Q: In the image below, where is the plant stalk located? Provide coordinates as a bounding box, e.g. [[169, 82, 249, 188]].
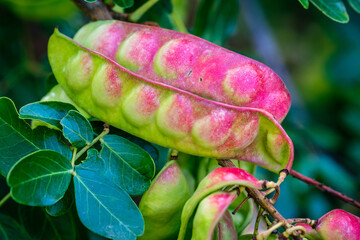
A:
[[129, 0, 159, 22], [290, 170, 360, 209], [0, 192, 11, 207], [71, 0, 113, 20], [217, 159, 302, 239], [75, 125, 110, 160]]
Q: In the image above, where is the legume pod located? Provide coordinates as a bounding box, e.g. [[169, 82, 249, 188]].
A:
[[48, 28, 294, 173], [73, 20, 291, 123], [191, 191, 237, 240], [139, 161, 191, 240]]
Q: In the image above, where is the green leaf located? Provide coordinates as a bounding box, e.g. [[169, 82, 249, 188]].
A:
[[107, 128, 160, 168], [310, 0, 349, 23], [349, 0, 360, 13], [193, 0, 239, 45], [33, 126, 72, 161], [60, 110, 94, 148], [113, 0, 134, 8], [0, 97, 39, 176], [100, 134, 155, 196], [0, 97, 71, 176], [299, 0, 310, 8], [0, 214, 32, 240], [19, 101, 77, 130], [84, 0, 97, 2], [73, 166, 144, 240], [7, 150, 73, 206], [18, 206, 77, 240], [46, 186, 74, 217]]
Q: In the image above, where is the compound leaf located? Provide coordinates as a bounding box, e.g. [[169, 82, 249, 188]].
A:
[[60, 110, 94, 148], [7, 150, 72, 206]]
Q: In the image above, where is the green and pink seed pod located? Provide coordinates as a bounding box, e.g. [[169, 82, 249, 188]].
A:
[[73, 20, 291, 123], [315, 209, 360, 240], [48, 28, 294, 173], [191, 191, 238, 240], [178, 167, 265, 240], [138, 160, 191, 240]]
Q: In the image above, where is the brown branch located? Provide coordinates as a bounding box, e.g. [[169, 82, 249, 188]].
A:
[[290, 170, 360, 209], [217, 159, 302, 239], [71, 0, 128, 21]]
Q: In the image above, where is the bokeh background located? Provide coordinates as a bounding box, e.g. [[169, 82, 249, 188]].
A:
[[0, 0, 359, 231]]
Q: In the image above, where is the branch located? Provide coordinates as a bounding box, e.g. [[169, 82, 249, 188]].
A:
[[71, 0, 128, 21], [290, 170, 360, 209], [217, 159, 302, 239]]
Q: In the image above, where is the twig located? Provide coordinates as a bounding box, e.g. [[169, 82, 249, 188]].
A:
[[287, 218, 317, 226], [232, 196, 250, 214], [0, 192, 11, 207], [254, 207, 264, 235], [71, 0, 127, 21], [75, 124, 110, 160], [290, 170, 360, 209], [257, 221, 284, 240], [217, 159, 302, 239]]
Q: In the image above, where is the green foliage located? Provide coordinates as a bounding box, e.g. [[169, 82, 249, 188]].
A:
[[74, 168, 143, 240], [0, 214, 32, 240], [46, 186, 74, 217], [193, 0, 239, 45], [7, 150, 72, 206], [100, 135, 155, 196], [0, 97, 155, 239], [20, 101, 77, 130], [0, 97, 72, 176], [84, 0, 134, 9], [60, 110, 94, 148], [298, 0, 360, 23]]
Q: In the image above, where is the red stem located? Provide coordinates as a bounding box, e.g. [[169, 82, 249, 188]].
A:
[[290, 170, 360, 209]]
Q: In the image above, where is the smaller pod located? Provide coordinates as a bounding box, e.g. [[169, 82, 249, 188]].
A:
[[178, 168, 264, 240], [315, 209, 360, 240], [216, 211, 238, 240], [191, 191, 237, 240], [139, 161, 191, 240]]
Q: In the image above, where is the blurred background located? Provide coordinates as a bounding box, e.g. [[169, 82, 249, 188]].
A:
[[0, 0, 359, 224]]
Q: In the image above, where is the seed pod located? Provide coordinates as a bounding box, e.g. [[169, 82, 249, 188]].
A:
[[315, 209, 360, 240], [48, 29, 294, 173], [191, 191, 237, 240], [138, 161, 191, 240], [178, 168, 264, 240], [73, 20, 291, 123], [216, 211, 238, 240]]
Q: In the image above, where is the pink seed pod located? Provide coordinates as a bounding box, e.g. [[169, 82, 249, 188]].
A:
[[191, 191, 238, 240], [178, 168, 264, 240], [48, 28, 294, 173], [315, 209, 360, 240], [73, 20, 291, 123]]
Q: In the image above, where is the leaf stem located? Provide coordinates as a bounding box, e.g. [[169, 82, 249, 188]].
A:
[[75, 125, 110, 161], [71, 148, 78, 167], [290, 170, 360, 209], [129, 0, 159, 22], [254, 207, 264, 235], [0, 192, 11, 207], [287, 218, 317, 226], [169, 10, 188, 33], [232, 195, 250, 215]]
